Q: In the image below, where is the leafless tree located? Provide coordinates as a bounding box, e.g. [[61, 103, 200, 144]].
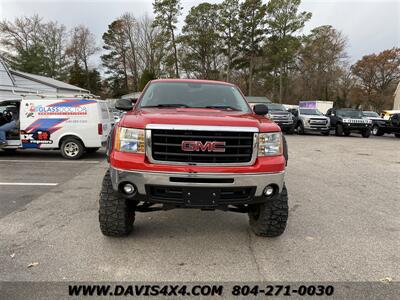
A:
[[67, 25, 99, 87]]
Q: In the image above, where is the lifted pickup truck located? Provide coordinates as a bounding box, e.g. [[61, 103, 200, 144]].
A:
[[100, 79, 288, 237], [265, 103, 295, 134], [290, 107, 330, 135], [326, 108, 372, 138], [370, 113, 400, 137]]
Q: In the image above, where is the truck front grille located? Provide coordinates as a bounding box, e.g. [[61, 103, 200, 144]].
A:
[[310, 118, 328, 125], [150, 129, 254, 164]]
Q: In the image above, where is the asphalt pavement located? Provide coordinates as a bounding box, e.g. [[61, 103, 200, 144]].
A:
[[0, 135, 399, 282], [0, 149, 105, 218]]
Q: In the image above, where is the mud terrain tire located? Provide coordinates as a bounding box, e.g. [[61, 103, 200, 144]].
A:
[[248, 184, 288, 237], [99, 170, 135, 236]]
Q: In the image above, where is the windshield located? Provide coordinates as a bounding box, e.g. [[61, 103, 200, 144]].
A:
[[337, 110, 363, 118], [266, 103, 286, 111], [139, 82, 251, 112], [363, 111, 379, 118], [300, 108, 323, 116]]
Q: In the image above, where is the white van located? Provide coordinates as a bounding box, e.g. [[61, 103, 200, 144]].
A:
[[0, 97, 112, 159]]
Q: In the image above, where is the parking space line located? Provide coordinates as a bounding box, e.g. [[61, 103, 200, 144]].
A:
[[0, 160, 100, 164], [0, 182, 59, 186]]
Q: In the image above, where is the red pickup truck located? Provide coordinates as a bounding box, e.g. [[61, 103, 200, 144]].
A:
[[99, 79, 288, 237]]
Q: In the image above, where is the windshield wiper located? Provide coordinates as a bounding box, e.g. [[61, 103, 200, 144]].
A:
[[202, 105, 240, 111], [142, 104, 189, 108]]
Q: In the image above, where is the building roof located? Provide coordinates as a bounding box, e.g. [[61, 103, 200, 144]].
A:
[[10, 70, 89, 93], [0, 58, 16, 87]]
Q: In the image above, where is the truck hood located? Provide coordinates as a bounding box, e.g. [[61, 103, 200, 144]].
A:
[[120, 107, 281, 132]]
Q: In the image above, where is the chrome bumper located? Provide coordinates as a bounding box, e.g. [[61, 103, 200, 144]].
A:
[[109, 167, 285, 197]]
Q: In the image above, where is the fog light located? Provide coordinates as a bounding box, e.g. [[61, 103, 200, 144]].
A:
[[123, 183, 135, 195], [264, 185, 275, 197]]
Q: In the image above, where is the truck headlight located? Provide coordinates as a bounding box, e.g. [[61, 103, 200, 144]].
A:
[[258, 132, 283, 156], [115, 127, 145, 153]]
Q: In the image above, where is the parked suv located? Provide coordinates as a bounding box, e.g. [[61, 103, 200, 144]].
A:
[[100, 79, 289, 237], [370, 113, 400, 137], [326, 108, 372, 138], [265, 103, 295, 134], [290, 108, 330, 135]]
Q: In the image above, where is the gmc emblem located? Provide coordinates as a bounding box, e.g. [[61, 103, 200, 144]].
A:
[[181, 141, 226, 152]]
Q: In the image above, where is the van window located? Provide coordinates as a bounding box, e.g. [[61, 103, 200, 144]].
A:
[[99, 102, 110, 120]]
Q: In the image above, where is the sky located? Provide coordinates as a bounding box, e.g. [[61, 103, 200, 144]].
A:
[[0, 0, 399, 69]]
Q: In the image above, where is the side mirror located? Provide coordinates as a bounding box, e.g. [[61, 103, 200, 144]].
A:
[[253, 104, 269, 115], [131, 98, 138, 104], [115, 99, 133, 111]]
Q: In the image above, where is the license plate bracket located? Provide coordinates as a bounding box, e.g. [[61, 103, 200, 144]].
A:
[[183, 187, 220, 207]]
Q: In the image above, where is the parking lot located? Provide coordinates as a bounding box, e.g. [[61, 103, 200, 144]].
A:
[[0, 135, 399, 282]]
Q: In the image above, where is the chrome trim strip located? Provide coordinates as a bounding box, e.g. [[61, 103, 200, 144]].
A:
[[145, 124, 259, 167], [112, 167, 283, 176]]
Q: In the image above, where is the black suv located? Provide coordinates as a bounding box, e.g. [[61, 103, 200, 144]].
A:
[[326, 108, 372, 138], [265, 103, 295, 134], [371, 113, 400, 137]]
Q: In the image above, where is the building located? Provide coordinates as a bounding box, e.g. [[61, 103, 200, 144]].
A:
[[0, 58, 89, 101], [394, 82, 400, 110]]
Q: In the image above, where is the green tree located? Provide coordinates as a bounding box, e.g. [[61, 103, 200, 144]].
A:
[[153, 0, 182, 78], [121, 13, 140, 91], [266, 0, 311, 102], [297, 25, 348, 102], [218, 0, 240, 82], [67, 25, 99, 90], [139, 69, 156, 91], [69, 62, 103, 95], [0, 15, 69, 79], [101, 20, 130, 96], [13, 45, 47, 75], [236, 0, 267, 95], [179, 3, 221, 79]]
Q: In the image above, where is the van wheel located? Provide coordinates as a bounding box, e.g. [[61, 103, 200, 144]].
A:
[[60, 138, 84, 160], [86, 147, 100, 154], [248, 184, 288, 237]]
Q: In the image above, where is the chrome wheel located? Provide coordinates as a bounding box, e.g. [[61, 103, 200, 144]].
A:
[[64, 142, 80, 157]]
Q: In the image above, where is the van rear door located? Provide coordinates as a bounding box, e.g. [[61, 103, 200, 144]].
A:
[[98, 101, 112, 143]]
